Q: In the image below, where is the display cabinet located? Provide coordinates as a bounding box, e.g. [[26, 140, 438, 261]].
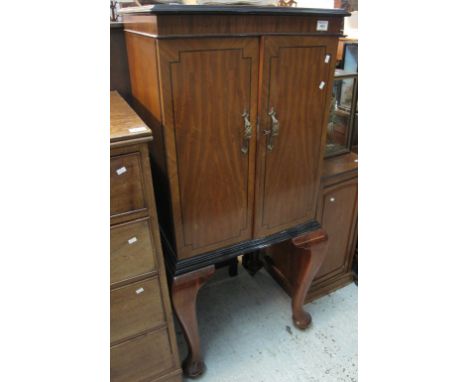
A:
[[342, 42, 358, 72], [325, 69, 358, 157]]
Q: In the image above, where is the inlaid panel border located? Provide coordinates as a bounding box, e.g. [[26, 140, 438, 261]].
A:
[[260, 44, 330, 230], [168, 47, 254, 251]]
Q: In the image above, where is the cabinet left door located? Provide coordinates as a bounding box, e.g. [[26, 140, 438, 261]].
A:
[[158, 38, 259, 259]]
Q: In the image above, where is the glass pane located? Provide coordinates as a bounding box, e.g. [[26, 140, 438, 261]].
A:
[[343, 43, 358, 73], [326, 77, 356, 156]]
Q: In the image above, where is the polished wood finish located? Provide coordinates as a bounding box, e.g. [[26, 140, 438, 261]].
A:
[[254, 35, 338, 237], [122, 8, 347, 377], [264, 229, 328, 329], [110, 90, 151, 144], [110, 153, 146, 217], [313, 179, 357, 281], [171, 266, 215, 378], [305, 156, 357, 301], [110, 92, 182, 382], [123, 22, 339, 266], [110, 218, 157, 286], [322, 149, 358, 182], [164, 220, 321, 276], [266, 152, 358, 303], [124, 30, 172, 236], [110, 328, 175, 382], [111, 277, 165, 344], [121, 5, 348, 39], [291, 230, 329, 328], [158, 37, 258, 259], [124, 14, 344, 39]]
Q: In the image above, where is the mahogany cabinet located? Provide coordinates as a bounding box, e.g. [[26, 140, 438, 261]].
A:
[[121, 5, 349, 377], [153, 34, 338, 259], [110, 92, 182, 382]]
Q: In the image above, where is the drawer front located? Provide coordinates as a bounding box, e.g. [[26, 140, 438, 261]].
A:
[[110, 153, 146, 217], [111, 278, 165, 344], [110, 328, 174, 382], [111, 219, 157, 285]]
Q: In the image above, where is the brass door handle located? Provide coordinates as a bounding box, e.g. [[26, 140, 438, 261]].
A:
[[241, 111, 252, 155], [266, 108, 280, 151]]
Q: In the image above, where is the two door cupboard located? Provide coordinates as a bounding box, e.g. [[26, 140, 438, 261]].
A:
[[122, 6, 348, 377]]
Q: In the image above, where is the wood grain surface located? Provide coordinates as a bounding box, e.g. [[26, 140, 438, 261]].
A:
[[313, 178, 357, 282], [110, 152, 147, 217], [110, 91, 152, 144], [110, 328, 175, 381], [158, 37, 259, 259], [254, 36, 338, 237], [110, 217, 158, 286], [110, 277, 166, 344]]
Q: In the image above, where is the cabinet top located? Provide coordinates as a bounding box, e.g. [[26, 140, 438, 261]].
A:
[[119, 4, 350, 17], [110, 91, 152, 147]]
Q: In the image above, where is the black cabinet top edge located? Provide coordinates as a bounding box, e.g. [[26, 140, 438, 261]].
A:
[[119, 5, 350, 17]]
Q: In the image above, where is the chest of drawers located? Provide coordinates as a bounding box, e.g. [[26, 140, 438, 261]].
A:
[[110, 91, 182, 382]]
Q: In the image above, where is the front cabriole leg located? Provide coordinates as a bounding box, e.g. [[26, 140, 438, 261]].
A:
[[171, 265, 215, 378], [264, 228, 329, 329]]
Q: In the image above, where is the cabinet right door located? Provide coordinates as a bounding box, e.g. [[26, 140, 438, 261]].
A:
[[254, 36, 338, 238]]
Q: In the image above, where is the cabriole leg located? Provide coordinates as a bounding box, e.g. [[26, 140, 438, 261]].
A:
[[264, 229, 328, 330], [171, 265, 215, 378], [290, 229, 328, 329]]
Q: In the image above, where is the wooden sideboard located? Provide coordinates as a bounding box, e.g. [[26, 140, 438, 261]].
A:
[[110, 91, 182, 382], [266, 152, 358, 302], [121, 5, 349, 377]]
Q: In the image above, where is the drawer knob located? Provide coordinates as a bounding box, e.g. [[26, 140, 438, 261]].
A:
[[324, 54, 331, 63], [128, 237, 138, 245], [319, 81, 326, 90], [330, 197, 335, 202], [116, 166, 127, 176], [135, 287, 144, 295], [354, 159, 358, 163]]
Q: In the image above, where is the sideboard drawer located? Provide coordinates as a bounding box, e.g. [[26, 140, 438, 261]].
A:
[[110, 328, 174, 382], [111, 278, 165, 344], [111, 219, 158, 285], [110, 153, 146, 217]]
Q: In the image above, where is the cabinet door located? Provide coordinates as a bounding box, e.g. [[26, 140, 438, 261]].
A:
[[158, 38, 258, 259], [313, 178, 358, 283], [254, 36, 338, 237]]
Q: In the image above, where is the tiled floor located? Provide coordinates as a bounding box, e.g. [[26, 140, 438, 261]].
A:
[[175, 265, 358, 382]]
